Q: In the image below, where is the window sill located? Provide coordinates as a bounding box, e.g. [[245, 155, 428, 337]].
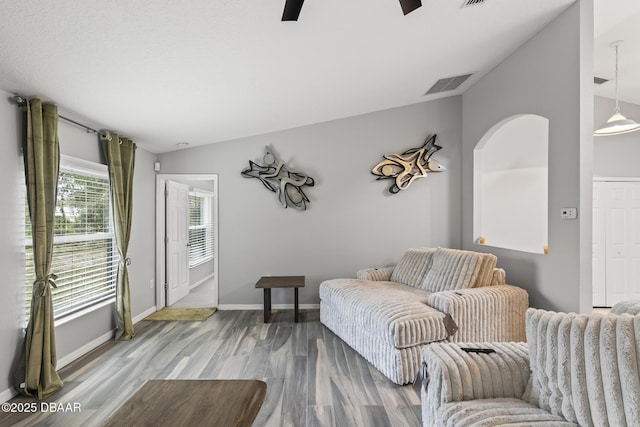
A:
[[54, 298, 116, 328]]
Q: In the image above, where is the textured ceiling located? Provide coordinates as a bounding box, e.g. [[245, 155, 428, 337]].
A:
[[0, 0, 617, 154]]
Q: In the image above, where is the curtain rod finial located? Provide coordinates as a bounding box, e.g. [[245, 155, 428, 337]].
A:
[[12, 95, 26, 106]]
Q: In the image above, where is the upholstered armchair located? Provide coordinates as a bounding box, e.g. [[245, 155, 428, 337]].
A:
[[420, 301, 640, 426]]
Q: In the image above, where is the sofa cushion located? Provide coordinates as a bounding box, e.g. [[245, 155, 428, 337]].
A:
[[525, 308, 640, 427], [474, 253, 498, 288], [490, 268, 506, 286], [390, 247, 436, 287], [356, 266, 394, 281], [319, 278, 449, 348], [438, 398, 578, 427], [610, 299, 640, 315], [421, 248, 485, 292]]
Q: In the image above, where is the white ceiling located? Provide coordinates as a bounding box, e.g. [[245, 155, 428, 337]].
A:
[[0, 0, 632, 154]]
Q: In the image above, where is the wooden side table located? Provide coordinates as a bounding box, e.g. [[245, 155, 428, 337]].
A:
[[255, 275, 305, 323]]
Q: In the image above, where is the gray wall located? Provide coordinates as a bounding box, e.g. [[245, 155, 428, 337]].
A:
[[158, 97, 462, 306], [461, 1, 594, 313], [0, 89, 157, 399], [189, 261, 215, 289], [594, 96, 640, 178], [0, 92, 28, 401]]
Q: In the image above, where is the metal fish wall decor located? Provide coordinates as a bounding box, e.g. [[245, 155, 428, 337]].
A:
[[241, 147, 315, 210], [371, 134, 445, 194]]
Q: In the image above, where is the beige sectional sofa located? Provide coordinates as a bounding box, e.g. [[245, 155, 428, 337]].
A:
[[421, 301, 640, 426], [319, 247, 529, 385]]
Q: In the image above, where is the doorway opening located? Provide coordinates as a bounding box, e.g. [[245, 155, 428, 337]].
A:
[[592, 178, 640, 308], [155, 174, 219, 310]]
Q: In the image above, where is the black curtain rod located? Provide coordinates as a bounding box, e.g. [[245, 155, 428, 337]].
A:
[[12, 95, 107, 138]]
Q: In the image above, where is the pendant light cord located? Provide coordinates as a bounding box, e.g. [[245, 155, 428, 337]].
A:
[[614, 43, 620, 115]]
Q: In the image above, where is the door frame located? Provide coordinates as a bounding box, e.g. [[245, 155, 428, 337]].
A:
[[155, 173, 219, 310]]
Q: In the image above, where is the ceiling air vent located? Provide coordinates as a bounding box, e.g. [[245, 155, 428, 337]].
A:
[[594, 76, 609, 85], [425, 74, 473, 95], [461, 0, 486, 7]]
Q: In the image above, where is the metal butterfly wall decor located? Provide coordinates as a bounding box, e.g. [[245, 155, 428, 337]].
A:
[[241, 147, 315, 210], [371, 134, 445, 194]]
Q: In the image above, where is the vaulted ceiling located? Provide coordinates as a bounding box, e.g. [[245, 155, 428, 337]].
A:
[[0, 0, 636, 153]]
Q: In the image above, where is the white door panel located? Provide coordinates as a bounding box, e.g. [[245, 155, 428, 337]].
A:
[[597, 181, 640, 307], [166, 180, 190, 305]]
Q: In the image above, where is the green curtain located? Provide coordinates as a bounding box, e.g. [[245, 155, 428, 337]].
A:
[[100, 132, 136, 341], [18, 98, 64, 399]]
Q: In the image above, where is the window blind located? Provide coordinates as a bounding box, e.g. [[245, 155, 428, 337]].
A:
[[24, 163, 118, 322], [188, 191, 214, 267]]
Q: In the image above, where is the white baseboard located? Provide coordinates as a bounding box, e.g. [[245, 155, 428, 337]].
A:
[[57, 306, 156, 370], [133, 306, 158, 323], [1, 387, 17, 403], [217, 303, 320, 310], [57, 330, 114, 370]]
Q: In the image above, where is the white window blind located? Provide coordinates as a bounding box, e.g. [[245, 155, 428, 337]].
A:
[[188, 191, 214, 268], [24, 158, 118, 322]]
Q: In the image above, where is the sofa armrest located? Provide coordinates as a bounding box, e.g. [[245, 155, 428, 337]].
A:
[[421, 342, 530, 425], [356, 266, 395, 281], [426, 284, 528, 342]]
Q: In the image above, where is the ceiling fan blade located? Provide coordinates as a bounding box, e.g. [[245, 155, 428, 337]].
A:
[[282, 0, 305, 21], [399, 0, 422, 15]]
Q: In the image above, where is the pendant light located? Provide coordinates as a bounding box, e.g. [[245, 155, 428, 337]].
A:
[[594, 40, 640, 136]]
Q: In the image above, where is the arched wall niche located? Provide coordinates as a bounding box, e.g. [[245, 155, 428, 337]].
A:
[[473, 114, 549, 254]]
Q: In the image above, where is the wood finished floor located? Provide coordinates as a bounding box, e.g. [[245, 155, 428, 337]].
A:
[[2, 309, 421, 427]]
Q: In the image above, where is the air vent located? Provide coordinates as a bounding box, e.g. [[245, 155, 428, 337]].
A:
[[425, 74, 473, 95], [594, 76, 609, 85], [461, 0, 486, 7]]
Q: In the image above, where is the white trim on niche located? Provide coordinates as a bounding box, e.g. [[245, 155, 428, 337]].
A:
[[593, 177, 640, 182]]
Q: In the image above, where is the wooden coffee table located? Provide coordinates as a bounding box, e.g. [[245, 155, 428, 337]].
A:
[[255, 275, 305, 323]]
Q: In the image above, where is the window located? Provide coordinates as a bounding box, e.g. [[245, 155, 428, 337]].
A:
[[24, 157, 118, 322], [188, 190, 214, 267]]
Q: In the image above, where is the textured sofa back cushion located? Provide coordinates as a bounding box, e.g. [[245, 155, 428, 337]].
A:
[[420, 248, 486, 292], [610, 299, 640, 315], [390, 248, 436, 288], [525, 308, 640, 427], [473, 253, 498, 288], [490, 268, 506, 286]]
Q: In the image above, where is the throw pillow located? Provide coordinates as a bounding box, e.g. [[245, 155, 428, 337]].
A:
[[390, 248, 436, 288], [610, 299, 640, 315], [420, 248, 482, 292], [471, 253, 498, 288]]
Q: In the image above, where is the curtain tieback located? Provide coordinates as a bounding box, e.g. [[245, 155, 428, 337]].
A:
[[33, 273, 58, 296]]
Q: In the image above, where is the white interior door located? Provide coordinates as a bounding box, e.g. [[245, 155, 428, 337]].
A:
[[596, 181, 640, 307], [605, 182, 640, 306], [166, 180, 190, 305]]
